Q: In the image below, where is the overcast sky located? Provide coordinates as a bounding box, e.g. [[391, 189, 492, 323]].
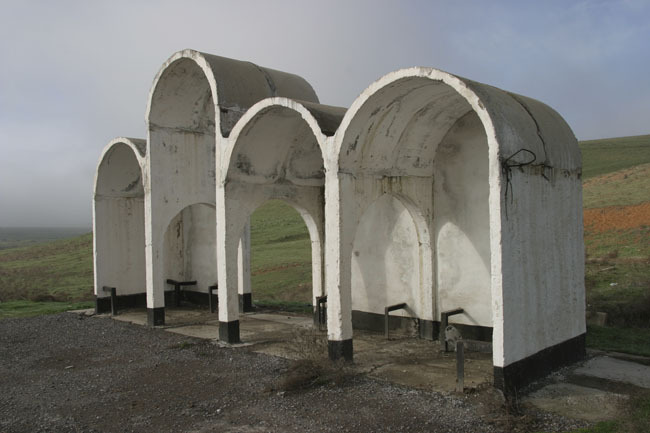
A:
[[1, 0, 648, 227]]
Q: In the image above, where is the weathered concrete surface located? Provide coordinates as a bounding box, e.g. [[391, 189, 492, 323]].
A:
[[96, 50, 586, 392], [93, 138, 147, 300], [524, 354, 650, 422], [574, 356, 650, 388], [524, 383, 627, 422]]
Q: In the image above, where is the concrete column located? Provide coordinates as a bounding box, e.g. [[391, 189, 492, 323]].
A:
[[324, 172, 354, 360], [216, 186, 242, 343], [144, 194, 166, 327], [237, 220, 252, 312]]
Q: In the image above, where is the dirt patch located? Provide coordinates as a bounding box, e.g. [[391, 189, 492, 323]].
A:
[[584, 202, 650, 232]]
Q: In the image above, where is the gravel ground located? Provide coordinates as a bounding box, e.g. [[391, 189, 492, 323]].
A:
[[0, 313, 589, 432]]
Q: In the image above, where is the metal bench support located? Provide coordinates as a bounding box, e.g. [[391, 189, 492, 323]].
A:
[[384, 303, 407, 339], [208, 285, 218, 313], [166, 279, 197, 307], [440, 308, 464, 352]]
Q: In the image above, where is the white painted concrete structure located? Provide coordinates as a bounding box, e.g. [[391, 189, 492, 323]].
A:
[[93, 49, 586, 393]]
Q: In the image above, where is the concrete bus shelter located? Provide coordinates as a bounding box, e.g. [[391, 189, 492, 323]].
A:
[[94, 49, 586, 394]]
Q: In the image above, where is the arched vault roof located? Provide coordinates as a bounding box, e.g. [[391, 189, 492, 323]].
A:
[[333, 67, 579, 176], [94, 137, 146, 197], [146, 49, 319, 138]]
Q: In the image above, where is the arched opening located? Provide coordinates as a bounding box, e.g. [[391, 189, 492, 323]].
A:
[[336, 74, 491, 341], [145, 53, 218, 325], [218, 99, 336, 342], [94, 140, 146, 311], [249, 199, 320, 312], [162, 203, 217, 306]]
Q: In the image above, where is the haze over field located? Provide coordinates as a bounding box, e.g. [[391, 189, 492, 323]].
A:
[[1, 0, 648, 227]]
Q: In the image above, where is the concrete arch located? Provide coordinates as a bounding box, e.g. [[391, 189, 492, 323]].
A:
[[93, 138, 146, 311], [327, 67, 584, 393], [223, 97, 344, 184], [216, 97, 343, 342], [333, 67, 579, 172]]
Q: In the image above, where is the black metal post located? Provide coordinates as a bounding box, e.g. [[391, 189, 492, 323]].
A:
[[208, 285, 218, 313], [316, 295, 327, 330], [166, 279, 197, 307], [456, 340, 464, 393], [102, 286, 117, 316]]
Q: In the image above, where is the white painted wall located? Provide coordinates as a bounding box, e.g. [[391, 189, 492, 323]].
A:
[[434, 112, 492, 327], [146, 128, 216, 308], [163, 204, 218, 293], [351, 194, 423, 318], [94, 140, 146, 298]]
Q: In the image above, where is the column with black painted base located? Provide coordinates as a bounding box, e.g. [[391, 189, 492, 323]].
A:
[[237, 221, 253, 313], [216, 185, 242, 344]]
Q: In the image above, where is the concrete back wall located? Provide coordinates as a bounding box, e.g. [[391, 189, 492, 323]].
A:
[[351, 193, 424, 319], [93, 139, 146, 298], [434, 111, 491, 327], [163, 204, 218, 293]]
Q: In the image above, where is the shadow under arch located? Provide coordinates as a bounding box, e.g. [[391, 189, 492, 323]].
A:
[[93, 138, 146, 313]]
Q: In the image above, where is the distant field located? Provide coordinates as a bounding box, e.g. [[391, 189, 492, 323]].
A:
[[0, 233, 94, 304], [0, 226, 90, 250], [579, 134, 650, 179]]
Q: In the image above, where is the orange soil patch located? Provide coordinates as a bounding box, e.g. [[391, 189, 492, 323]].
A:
[[584, 202, 650, 232]]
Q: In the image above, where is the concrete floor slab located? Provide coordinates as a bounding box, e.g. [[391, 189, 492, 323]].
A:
[[102, 307, 493, 393], [166, 324, 219, 339], [524, 383, 627, 422], [574, 356, 650, 388]]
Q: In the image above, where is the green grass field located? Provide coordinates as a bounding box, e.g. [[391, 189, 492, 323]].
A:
[[580, 135, 650, 333], [250, 200, 313, 305], [0, 233, 94, 304]]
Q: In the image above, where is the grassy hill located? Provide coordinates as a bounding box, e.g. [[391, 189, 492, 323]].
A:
[[1, 134, 648, 322], [580, 135, 650, 332], [579, 134, 650, 179], [0, 201, 314, 318]]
